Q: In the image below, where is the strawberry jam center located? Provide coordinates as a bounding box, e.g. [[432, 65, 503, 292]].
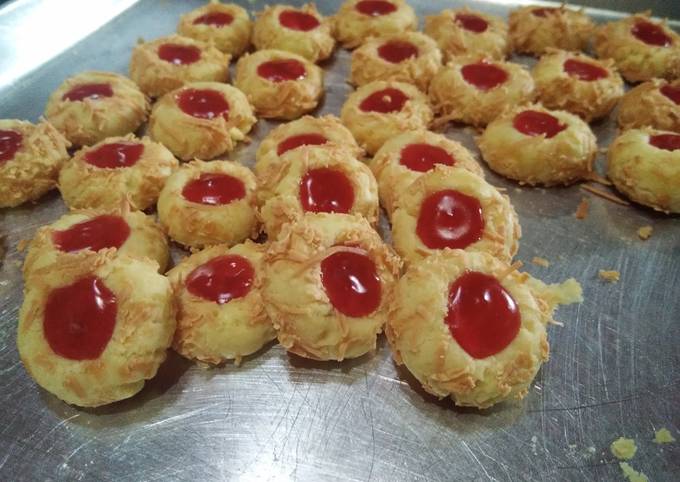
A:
[[257, 59, 307, 82], [182, 173, 246, 205], [177, 88, 230, 120], [564, 58, 608, 81], [377, 40, 418, 63], [631, 20, 672, 47], [446, 271, 521, 359], [359, 87, 408, 113], [43, 276, 117, 360], [320, 250, 381, 317], [355, 0, 397, 16], [400, 143, 455, 172], [186, 255, 254, 305], [299, 168, 355, 213], [649, 133, 680, 151], [455, 13, 488, 33], [0, 130, 22, 165], [84, 142, 144, 169], [660, 85, 680, 105], [461, 62, 508, 91], [52, 215, 131, 253], [416, 189, 484, 250], [279, 10, 320, 31], [277, 133, 328, 155], [62, 83, 113, 102], [193, 11, 234, 27], [158, 43, 201, 65], [513, 110, 566, 138]]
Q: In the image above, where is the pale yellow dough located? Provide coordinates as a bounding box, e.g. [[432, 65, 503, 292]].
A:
[[594, 13, 680, 83], [618, 79, 680, 133], [607, 128, 680, 213], [129, 34, 230, 98], [509, 5, 594, 56], [350, 31, 442, 91], [44, 71, 149, 147], [369, 130, 483, 217], [391, 166, 520, 265], [262, 213, 401, 361], [252, 4, 335, 63], [340, 80, 433, 155], [157, 159, 259, 248], [424, 7, 509, 61], [177, 2, 252, 57], [24, 205, 169, 278], [59, 135, 178, 210], [429, 56, 535, 127], [168, 241, 276, 365], [148, 81, 256, 161], [254, 115, 363, 179], [0, 119, 69, 208], [532, 50, 624, 122], [333, 0, 417, 49], [234, 49, 323, 119], [386, 249, 583, 409], [17, 250, 175, 407], [257, 144, 379, 237], [477, 104, 597, 186]]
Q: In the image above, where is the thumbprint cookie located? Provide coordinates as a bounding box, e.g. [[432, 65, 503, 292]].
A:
[[618, 80, 680, 133], [334, 0, 417, 49], [178, 2, 252, 57]]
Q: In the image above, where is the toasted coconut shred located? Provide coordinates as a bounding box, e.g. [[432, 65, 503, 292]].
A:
[[580, 184, 629, 206], [598, 270, 620, 283], [531, 256, 550, 268], [575, 197, 589, 219]]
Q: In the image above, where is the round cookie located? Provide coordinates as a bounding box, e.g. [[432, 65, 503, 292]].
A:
[[44, 71, 149, 147], [424, 7, 509, 61], [391, 166, 520, 265], [349, 31, 443, 91], [59, 135, 178, 210], [255, 115, 363, 179], [262, 213, 401, 361], [594, 13, 680, 83], [234, 49, 323, 120], [386, 249, 582, 408], [257, 144, 379, 237], [477, 104, 597, 186], [24, 206, 169, 277], [369, 130, 483, 217], [157, 159, 258, 248], [252, 4, 335, 63], [532, 50, 624, 122], [340, 80, 432, 155], [429, 57, 535, 127], [129, 34, 230, 98], [508, 5, 594, 56], [618, 79, 680, 133], [607, 128, 680, 213], [334, 0, 417, 49], [17, 250, 175, 407], [148, 81, 256, 161], [0, 119, 69, 208], [168, 241, 276, 365], [177, 2, 252, 57]]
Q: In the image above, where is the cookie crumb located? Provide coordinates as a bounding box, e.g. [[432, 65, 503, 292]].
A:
[[531, 256, 550, 268], [575, 197, 589, 219], [611, 437, 637, 460], [653, 427, 675, 444], [637, 226, 653, 240], [598, 270, 620, 283], [619, 462, 648, 482]]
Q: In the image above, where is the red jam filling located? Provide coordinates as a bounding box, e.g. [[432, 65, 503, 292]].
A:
[[320, 250, 381, 317], [52, 215, 131, 253], [461, 62, 508, 91], [399, 143, 455, 172], [182, 173, 246, 205], [62, 83, 113, 102], [359, 87, 408, 113], [416, 189, 484, 250], [277, 133, 328, 156], [446, 271, 521, 359], [455, 13, 488, 33], [43, 276, 117, 360], [377, 40, 418, 63], [279, 10, 320, 31], [660, 85, 680, 105], [563, 58, 608, 81], [631, 20, 672, 47], [513, 110, 566, 139], [193, 11, 234, 27], [299, 168, 355, 213], [177, 88, 230, 120], [257, 59, 307, 82], [0, 130, 22, 165], [649, 133, 680, 151], [355, 0, 397, 16], [532, 7, 558, 17], [84, 142, 144, 169], [186, 255, 254, 305], [158, 43, 201, 65]]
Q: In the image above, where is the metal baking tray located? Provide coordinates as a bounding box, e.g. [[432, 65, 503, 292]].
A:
[[1, 1, 678, 480]]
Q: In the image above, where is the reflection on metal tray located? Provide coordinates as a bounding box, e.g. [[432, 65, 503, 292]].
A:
[[0, 1, 678, 481]]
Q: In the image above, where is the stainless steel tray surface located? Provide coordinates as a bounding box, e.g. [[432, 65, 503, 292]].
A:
[[0, 1, 678, 481]]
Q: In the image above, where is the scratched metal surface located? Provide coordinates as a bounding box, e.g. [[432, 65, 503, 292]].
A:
[[0, 0, 679, 480]]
